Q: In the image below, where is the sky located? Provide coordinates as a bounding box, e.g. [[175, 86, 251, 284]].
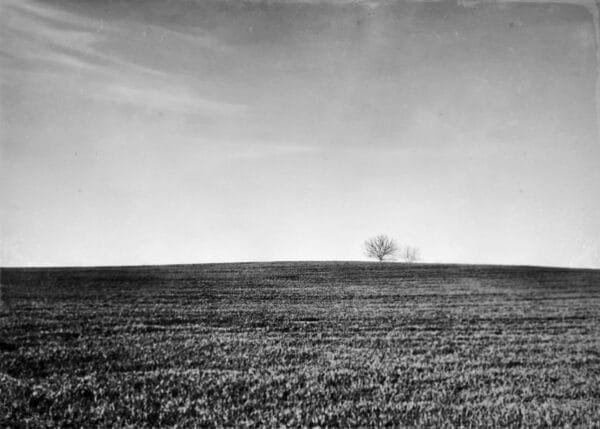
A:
[[1, 0, 599, 268]]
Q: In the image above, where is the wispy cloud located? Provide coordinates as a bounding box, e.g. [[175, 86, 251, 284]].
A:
[[1, 0, 226, 78], [1, 0, 166, 78], [96, 83, 246, 115], [1, 0, 243, 117]]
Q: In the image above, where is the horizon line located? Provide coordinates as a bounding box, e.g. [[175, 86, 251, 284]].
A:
[[1, 260, 598, 272]]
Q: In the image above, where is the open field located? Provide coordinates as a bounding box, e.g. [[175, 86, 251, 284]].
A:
[[1, 262, 600, 427]]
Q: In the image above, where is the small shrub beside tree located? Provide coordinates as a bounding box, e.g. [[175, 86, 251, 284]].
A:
[[399, 245, 420, 263]]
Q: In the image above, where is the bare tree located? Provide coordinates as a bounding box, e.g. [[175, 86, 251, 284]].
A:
[[399, 245, 420, 263], [364, 234, 398, 262]]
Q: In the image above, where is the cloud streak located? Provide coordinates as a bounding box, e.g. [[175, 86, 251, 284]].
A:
[[96, 83, 247, 115], [1, 0, 244, 118], [1, 0, 169, 78]]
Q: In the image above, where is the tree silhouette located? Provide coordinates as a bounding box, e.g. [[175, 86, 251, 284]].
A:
[[364, 234, 398, 262]]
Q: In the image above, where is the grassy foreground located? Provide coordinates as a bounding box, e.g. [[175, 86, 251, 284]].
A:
[[1, 262, 600, 427]]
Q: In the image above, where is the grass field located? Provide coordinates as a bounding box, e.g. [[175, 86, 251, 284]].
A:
[[1, 262, 600, 427]]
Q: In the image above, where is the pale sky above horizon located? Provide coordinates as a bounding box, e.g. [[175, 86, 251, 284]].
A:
[[1, 0, 599, 268]]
